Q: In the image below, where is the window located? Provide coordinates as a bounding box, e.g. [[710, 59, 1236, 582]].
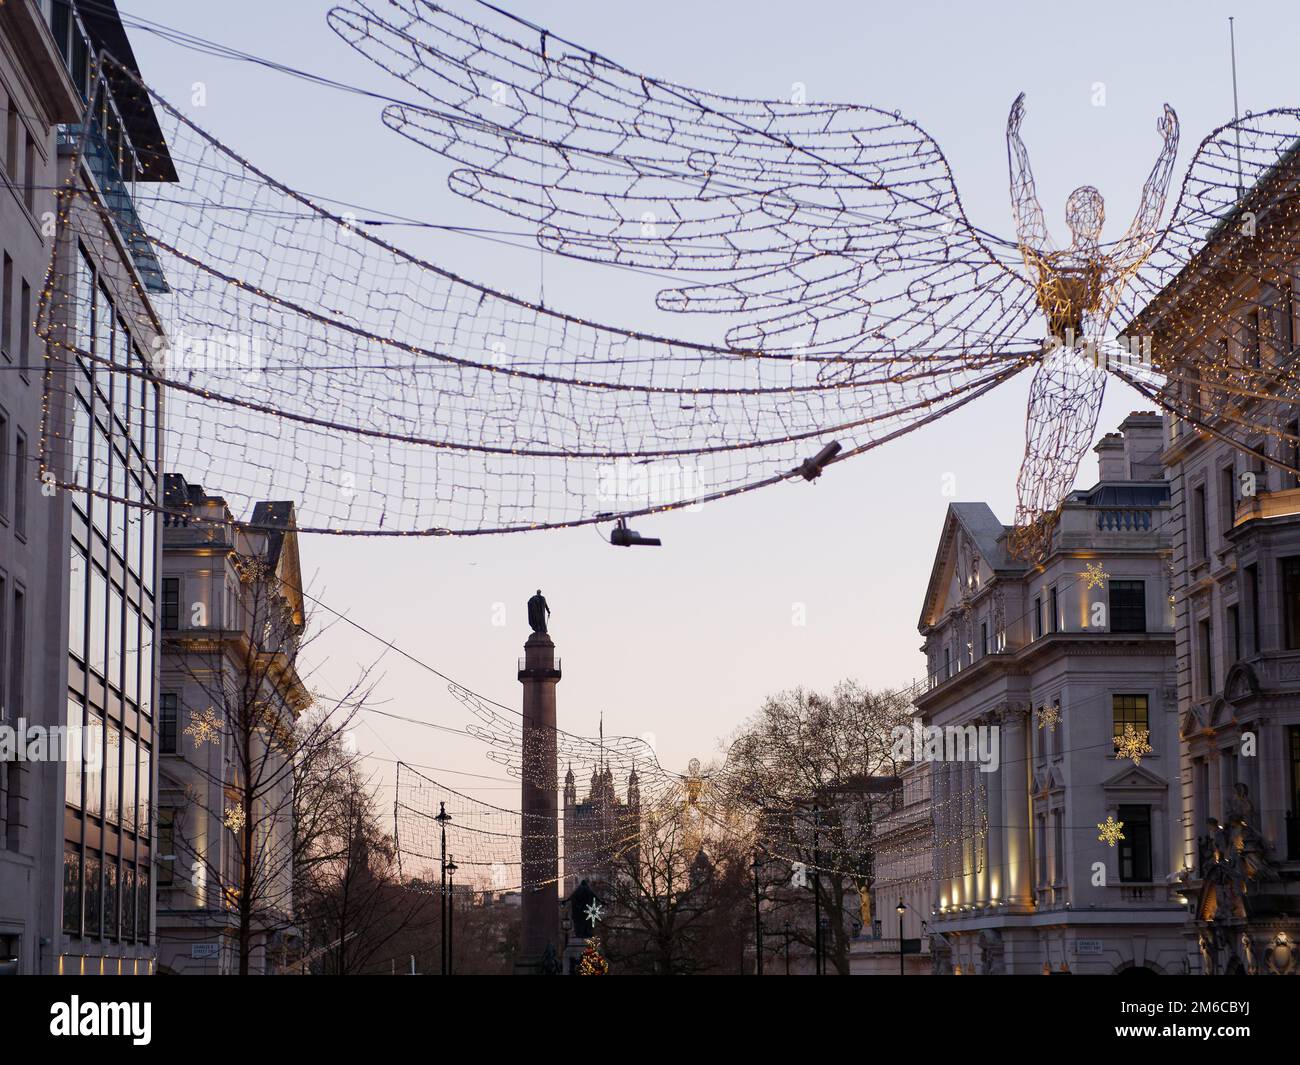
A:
[[65, 698, 83, 810], [1049, 587, 1059, 633], [160, 693, 178, 753], [1112, 694, 1150, 745], [1283, 557, 1300, 650], [1193, 484, 1208, 560], [123, 866, 136, 943], [84, 853, 101, 939], [84, 711, 102, 818], [1290, 727, 1300, 860], [138, 747, 150, 836], [980, 621, 988, 658], [18, 279, 29, 375], [88, 564, 106, 677], [1287, 420, 1300, 492], [943, 646, 950, 681], [1118, 804, 1153, 882], [0, 252, 10, 357], [104, 721, 120, 825], [0, 409, 7, 518], [13, 430, 25, 538], [1053, 811, 1065, 885], [1221, 464, 1236, 534], [162, 577, 180, 630], [1034, 595, 1043, 639], [62, 846, 81, 935], [123, 735, 137, 835], [9, 586, 23, 717], [137, 868, 150, 943], [158, 808, 175, 886], [1200, 618, 1215, 695], [22, 132, 33, 211], [1247, 564, 1261, 654], [68, 544, 86, 660], [104, 860, 118, 941], [1229, 604, 1241, 666], [4, 101, 15, 179], [1109, 580, 1146, 633]]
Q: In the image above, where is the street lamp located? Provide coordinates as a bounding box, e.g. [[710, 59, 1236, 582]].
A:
[[446, 856, 459, 975], [897, 899, 907, 977], [435, 802, 452, 976]]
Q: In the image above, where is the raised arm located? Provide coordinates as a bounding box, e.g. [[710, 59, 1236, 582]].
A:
[[1113, 104, 1180, 270], [1007, 93, 1052, 252]]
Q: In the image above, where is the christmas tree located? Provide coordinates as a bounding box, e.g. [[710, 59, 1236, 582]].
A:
[[578, 937, 609, 976]]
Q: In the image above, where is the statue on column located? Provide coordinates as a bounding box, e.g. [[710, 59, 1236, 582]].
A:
[[527, 589, 551, 634]]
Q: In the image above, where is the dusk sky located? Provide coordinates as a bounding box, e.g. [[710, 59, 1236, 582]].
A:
[[123, 0, 1300, 807]]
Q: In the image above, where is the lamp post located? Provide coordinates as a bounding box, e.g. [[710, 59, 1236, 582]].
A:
[[897, 899, 907, 977], [435, 802, 451, 975], [447, 856, 459, 975], [751, 850, 764, 976]]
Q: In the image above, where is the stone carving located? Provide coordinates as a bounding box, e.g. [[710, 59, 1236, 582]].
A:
[[1265, 934, 1296, 976]]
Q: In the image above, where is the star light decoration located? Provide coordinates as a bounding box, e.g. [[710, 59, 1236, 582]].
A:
[[1037, 704, 1061, 732], [1097, 815, 1125, 847], [1113, 724, 1154, 767], [584, 900, 604, 928], [1077, 562, 1110, 590], [184, 707, 223, 748]]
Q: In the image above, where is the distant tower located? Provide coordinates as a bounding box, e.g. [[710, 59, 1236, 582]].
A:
[[516, 621, 561, 972]]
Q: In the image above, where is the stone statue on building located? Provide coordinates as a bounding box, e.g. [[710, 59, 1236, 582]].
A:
[[527, 589, 551, 634]]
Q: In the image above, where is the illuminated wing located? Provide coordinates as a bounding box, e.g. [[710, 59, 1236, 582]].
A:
[[1113, 107, 1300, 479], [328, 0, 1042, 372]]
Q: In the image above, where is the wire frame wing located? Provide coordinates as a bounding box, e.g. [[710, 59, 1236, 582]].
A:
[[35, 52, 1032, 537], [1115, 108, 1300, 482], [328, 0, 1041, 374]]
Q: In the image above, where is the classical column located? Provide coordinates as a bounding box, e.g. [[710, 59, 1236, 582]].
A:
[[516, 630, 561, 972], [1000, 704, 1034, 912]]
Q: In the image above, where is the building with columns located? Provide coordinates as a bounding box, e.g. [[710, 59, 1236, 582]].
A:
[[913, 414, 1189, 974], [1128, 147, 1300, 975]]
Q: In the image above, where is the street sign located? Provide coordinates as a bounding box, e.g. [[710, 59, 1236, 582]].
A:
[[1074, 939, 1103, 955], [191, 943, 220, 960]]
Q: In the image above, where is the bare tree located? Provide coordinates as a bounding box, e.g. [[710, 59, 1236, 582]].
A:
[[722, 680, 913, 975], [160, 553, 376, 975], [601, 790, 751, 974]]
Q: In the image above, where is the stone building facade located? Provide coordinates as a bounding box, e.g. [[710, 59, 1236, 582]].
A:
[[1128, 146, 1300, 975], [913, 415, 1189, 974]]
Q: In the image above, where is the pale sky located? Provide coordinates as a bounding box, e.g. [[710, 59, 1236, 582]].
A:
[[122, 0, 1300, 804]]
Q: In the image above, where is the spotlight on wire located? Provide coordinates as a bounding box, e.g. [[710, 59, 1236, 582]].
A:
[[795, 440, 843, 481], [610, 518, 662, 547]]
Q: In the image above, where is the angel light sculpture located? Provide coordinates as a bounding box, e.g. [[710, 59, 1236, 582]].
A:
[[324, 0, 1293, 557], [38, 1, 1300, 546]]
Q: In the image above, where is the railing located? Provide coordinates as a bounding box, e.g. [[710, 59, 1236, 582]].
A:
[[1096, 509, 1153, 532], [518, 656, 562, 673]]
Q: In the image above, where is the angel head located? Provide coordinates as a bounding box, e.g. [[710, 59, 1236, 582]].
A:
[[1064, 185, 1105, 250]]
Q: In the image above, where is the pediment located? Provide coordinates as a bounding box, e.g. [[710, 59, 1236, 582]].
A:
[[1223, 662, 1261, 704], [1180, 706, 1208, 739], [1101, 762, 1169, 790]]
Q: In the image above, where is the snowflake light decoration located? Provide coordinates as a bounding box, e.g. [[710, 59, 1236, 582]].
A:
[[1077, 562, 1110, 590], [224, 805, 246, 833], [1097, 815, 1125, 847], [584, 900, 604, 928], [184, 707, 223, 748], [1038, 704, 1061, 731], [1113, 724, 1154, 767]]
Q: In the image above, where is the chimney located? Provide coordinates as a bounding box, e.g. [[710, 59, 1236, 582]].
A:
[[1095, 432, 1125, 482], [1120, 411, 1166, 481]]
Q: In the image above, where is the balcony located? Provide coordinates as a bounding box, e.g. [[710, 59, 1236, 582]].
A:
[[1234, 487, 1300, 528], [60, 115, 168, 293]]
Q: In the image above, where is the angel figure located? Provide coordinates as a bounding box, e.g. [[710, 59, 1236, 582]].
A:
[[62, 3, 1300, 544], [1006, 93, 1179, 555]]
